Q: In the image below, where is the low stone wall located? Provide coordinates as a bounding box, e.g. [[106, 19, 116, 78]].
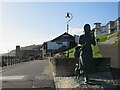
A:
[[93, 57, 110, 71], [49, 57, 78, 77], [49, 57, 110, 77]]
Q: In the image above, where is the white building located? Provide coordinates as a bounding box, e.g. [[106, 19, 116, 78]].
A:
[[94, 22, 101, 36], [100, 26, 107, 36], [47, 41, 63, 50], [114, 17, 120, 32], [94, 17, 120, 36], [41, 32, 77, 55], [106, 21, 115, 34], [74, 35, 80, 44]]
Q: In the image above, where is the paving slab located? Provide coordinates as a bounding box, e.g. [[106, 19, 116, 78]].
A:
[[53, 68, 118, 90]]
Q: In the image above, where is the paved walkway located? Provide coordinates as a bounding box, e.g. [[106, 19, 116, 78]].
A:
[[52, 43, 119, 89], [1, 60, 55, 89], [53, 68, 118, 90], [105, 37, 117, 44]]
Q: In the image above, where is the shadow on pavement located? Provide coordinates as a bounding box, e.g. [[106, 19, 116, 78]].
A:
[[110, 67, 120, 80]]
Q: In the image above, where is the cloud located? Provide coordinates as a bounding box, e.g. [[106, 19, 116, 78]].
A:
[[69, 25, 95, 36], [69, 27, 84, 36]]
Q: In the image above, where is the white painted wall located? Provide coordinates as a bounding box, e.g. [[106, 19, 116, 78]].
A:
[[74, 35, 79, 44]]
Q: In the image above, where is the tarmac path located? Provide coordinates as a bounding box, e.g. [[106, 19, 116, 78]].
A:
[[1, 60, 55, 90]]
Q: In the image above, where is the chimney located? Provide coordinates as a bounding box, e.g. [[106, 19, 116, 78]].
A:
[[16, 46, 20, 57]]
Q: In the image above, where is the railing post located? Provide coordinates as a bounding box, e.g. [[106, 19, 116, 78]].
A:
[[14, 56, 16, 64], [8, 56, 9, 66], [2, 56, 4, 67], [12, 58, 14, 65], [14, 56, 15, 64], [6, 56, 7, 67], [15, 56, 17, 64], [12, 56, 14, 65], [10, 56, 12, 65], [12, 56, 13, 65]]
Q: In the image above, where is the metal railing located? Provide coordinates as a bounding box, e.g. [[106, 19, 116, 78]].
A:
[[2, 56, 28, 67]]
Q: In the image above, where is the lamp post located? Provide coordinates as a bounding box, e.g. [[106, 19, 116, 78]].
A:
[[65, 12, 73, 33], [65, 12, 73, 57]]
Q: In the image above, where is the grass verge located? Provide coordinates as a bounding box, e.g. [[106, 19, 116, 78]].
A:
[[97, 34, 109, 42], [64, 44, 102, 58], [92, 44, 103, 58]]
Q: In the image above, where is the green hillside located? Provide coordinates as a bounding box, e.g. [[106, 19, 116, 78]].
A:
[[97, 34, 110, 42], [64, 44, 102, 58]]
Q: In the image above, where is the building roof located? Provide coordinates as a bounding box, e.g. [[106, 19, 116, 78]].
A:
[[51, 32, 74, 42], [94, 22, 101, 24], [106, 21, 114, 26]]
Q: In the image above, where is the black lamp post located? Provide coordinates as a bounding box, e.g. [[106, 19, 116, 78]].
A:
[[65, 12, 73, 33], [65, 12, 73, 57]]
